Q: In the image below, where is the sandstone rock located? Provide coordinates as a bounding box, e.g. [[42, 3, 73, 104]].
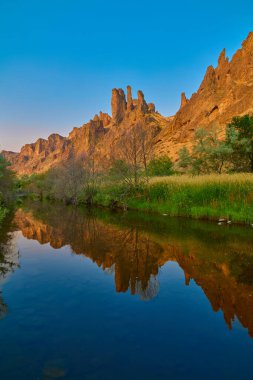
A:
[[155, 31, 253, 159], [4, 31, 253, 174], [137, 90, 148, 114], [99, 112, 111, 127], [127, 85, 133, 111], [111, 88, 126, 124], [180, 92, 188, 108], [148, 103, 156, 112], [218, 48, 228, 67]]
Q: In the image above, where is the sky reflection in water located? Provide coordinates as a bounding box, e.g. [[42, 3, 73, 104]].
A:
[[0, 203, 253, 379]]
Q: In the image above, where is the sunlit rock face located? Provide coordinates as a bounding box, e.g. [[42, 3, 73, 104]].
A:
[[2, 86, 163, 174], [155, 32, 253, 158], [3, 32, 253, 172], [111, 88, 127, 124]]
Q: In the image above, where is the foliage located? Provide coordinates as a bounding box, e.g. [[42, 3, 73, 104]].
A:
[[177, 116, 253, 174], [93, 173, 253, 223], [226, 115, 253, 172], [0, 155, 15, 202], [108, 160, 134, 184], [177, 126, 232, 174], [43, 159, 89, 204], [0, 155, 15, 225], [147, 156, 173, 176], [177, 146, 192, 171]]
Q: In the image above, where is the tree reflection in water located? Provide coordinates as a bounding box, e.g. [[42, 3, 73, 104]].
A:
[[3, 202, 253, 336], [0, 215, 19, 319]]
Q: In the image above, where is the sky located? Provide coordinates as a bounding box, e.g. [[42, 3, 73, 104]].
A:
[[1, 0, 253, 152]]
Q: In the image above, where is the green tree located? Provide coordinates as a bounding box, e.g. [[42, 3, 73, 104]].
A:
[[108, 160, 133, 184], [0, 155, 14, 203], [177, 127, 231, 174], [177, 146, 192, 172], [226, 115, 253, 172], [147, 156, 173, 176]]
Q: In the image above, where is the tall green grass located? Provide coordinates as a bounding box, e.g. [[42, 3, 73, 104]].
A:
[[93, 174, 253, 223]]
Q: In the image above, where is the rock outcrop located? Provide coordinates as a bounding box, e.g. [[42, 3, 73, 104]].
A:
[[127, 85, 133, 111], [2, 86, 163, 174], [137, 90, 149, 114], [3, 32, 253, 172], [155, 32, 253, 158], [111, 88, 126, 124], [180, 92, 188, 109]]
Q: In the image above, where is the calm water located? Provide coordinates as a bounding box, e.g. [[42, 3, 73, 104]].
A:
[[0, 203, 253, 379]]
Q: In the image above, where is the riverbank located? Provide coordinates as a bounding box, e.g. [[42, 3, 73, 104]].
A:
[[91, 174, 253, 224]]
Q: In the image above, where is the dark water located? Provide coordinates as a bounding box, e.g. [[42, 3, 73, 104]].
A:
[[0, 203, 253, 379]]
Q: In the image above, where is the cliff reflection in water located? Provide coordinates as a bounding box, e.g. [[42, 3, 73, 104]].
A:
[[15, 203, 253, 336]]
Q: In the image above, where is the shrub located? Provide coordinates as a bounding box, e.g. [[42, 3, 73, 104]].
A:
[[147, 156, 174, 176]]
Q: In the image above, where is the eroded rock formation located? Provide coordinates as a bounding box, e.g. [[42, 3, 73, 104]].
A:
[[127, 85, 133, 111], [137, 90, 149, 114], [111, 88, 126, 124], [2, 86, 162, 174], [155, 32, 253, 158], [180, 92, 189, 109], [3, 32, 253, 172]]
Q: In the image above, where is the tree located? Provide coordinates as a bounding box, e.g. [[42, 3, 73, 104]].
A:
[[147, 156, 173, 176], [226, 115, 253, 172], [114, 122, 153, 186], [108, 160, 133, 184], [177, 126, 231, 174], [44, 158, 88, 204], [177, 146, 192, 172], [0, 155, 14, 204]]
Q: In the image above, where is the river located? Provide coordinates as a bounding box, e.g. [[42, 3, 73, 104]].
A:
[[0, 202, 253, 379]]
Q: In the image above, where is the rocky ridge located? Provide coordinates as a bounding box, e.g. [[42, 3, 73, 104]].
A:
[[2, 32, 253, 174]]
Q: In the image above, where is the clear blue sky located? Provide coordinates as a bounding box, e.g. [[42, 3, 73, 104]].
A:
[[1, 0, 253, 151]]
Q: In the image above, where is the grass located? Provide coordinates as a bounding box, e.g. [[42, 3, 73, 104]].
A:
[[92, 174, 253, 224]]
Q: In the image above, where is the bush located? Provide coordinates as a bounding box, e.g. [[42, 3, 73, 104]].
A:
[[147, 156, 174, 176]]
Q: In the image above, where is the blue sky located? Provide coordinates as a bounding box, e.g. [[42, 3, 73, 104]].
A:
[[1, 0, 253, 151]]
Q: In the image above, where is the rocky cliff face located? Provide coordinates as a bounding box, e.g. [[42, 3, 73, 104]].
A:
[[2, 32, 253, 173], [2, 86, 166, 174], [154, 32, 253, 158]]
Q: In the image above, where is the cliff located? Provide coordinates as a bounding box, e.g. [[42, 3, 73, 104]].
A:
[[2, 87, 168, 174], [155, 32, 253, 158], [2, 32, 253, 174]]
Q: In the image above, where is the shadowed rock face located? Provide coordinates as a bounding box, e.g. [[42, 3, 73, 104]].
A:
[[3, 31, 253, 172]]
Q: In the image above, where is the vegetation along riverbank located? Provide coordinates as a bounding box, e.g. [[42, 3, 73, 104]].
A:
[[2, 115, 253, 226], [0, 156, 15, 226]]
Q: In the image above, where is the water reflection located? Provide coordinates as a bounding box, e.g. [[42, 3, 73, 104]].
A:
[[0, 215, 19, 319], [3, 202, 253, 336]]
